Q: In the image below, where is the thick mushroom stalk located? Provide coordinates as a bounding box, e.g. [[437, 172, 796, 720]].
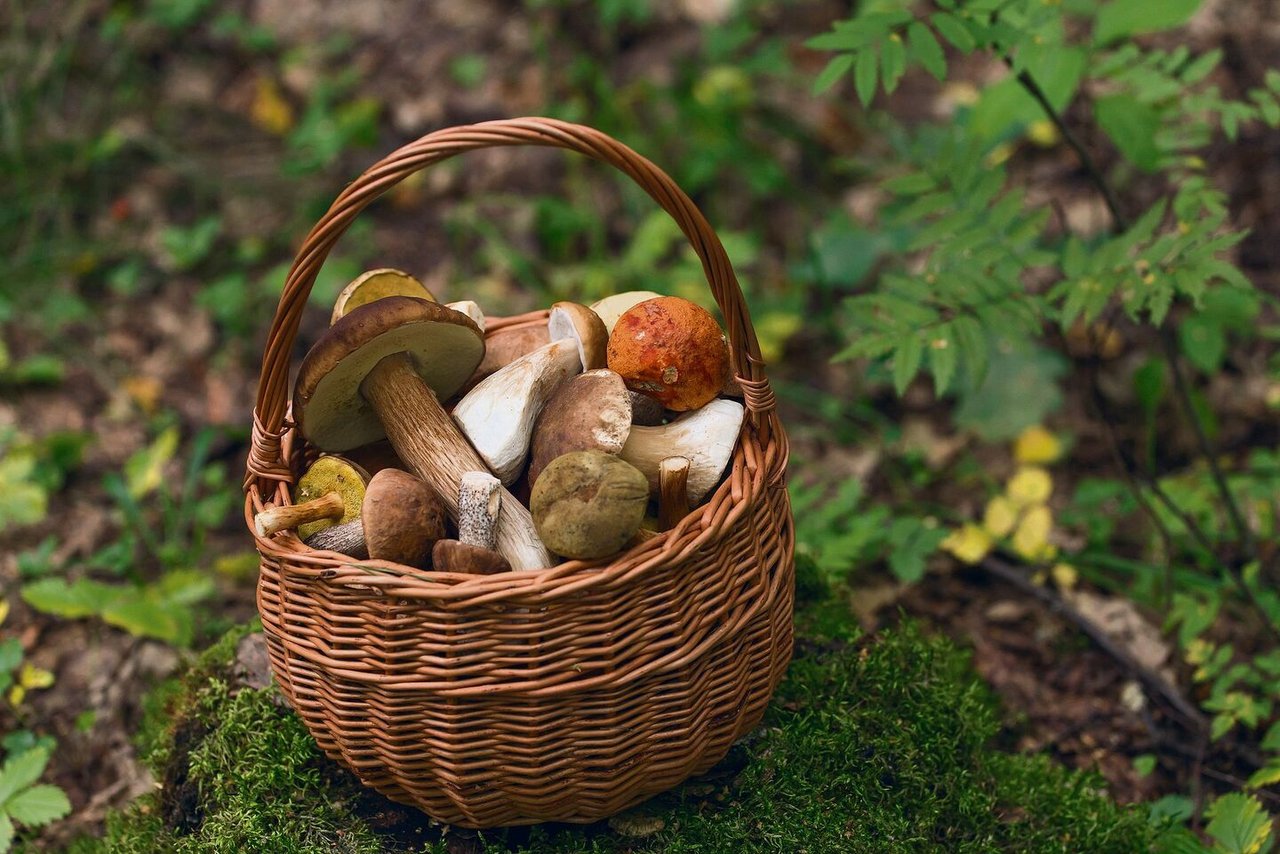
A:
[[433, 471, 511, 574], [293, 297, 551, 570], [452, 302, 607, 485], [620, 399, 744, 505]]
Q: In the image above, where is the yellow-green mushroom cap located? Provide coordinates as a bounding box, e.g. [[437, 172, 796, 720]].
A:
[[293, 455, 369, 540], [531, 450, 648, 560], [330, 268, 435, 325], [293, 297, 485, 452]]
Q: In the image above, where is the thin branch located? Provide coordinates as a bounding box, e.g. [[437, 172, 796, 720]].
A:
[[980, 554, 1207, 731]]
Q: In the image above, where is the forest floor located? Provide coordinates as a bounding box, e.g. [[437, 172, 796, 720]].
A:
[[3, 0, 1279, 849]]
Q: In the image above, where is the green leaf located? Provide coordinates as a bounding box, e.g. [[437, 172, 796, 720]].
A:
[[929, 334, 957, 397], [907, 22, 946, 80], [1179, 315, 1228, 374], [0, 813, 12, 854], [22, 579, 121, 620], [892, 334, 924, 395], [102, 599, 186, 645], [855, 48, 879, 107], [955, 338, 1065, 441], [1133, 754, 1158, 777], [1248, 763, 1280, 791], [123, 426, 180, 500], [930, 12, 975, 52], [0, 750, 49, 808], [1095, 94, 1161, 171], [883, 173, 936, 195], [1095, 0, 1200, 45], [881, 35, 907, 95], [1204, 792, 1273, 854], [4, 785, 70, 827], [887, 517, 947, 584], [814, 54, 855, 95]]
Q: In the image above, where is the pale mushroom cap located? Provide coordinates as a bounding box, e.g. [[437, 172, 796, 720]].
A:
[[362, 468, 446, 567], [432, 539, 511, 574], [529, 369, 632, 485], [620, 398, 744, 504], [445, 300, 486, 332], [293, 456, 369, 540], [548, 302, 607, 370], [330, 269, 435, 325], [294, 297, 485, 452], [590, 291, 662, 334]]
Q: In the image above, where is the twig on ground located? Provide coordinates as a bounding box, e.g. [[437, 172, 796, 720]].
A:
[[978, 554, 1206, 732]]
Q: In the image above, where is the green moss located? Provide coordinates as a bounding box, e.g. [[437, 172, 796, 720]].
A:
[[72, 614, 1153, 853]]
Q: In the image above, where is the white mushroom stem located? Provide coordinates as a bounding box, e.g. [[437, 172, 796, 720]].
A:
[[255, 492, 344, 538], [445, 300, 485, 332], [458, 471, 500, 551], [620, 399, 744, 505], [359, 353, 551, 570], [452, 339, 581, 485], [658, 456, 691, 530], [304, 520, 367, 558]]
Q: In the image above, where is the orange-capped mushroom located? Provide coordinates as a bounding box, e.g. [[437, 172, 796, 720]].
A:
[[606, 296, 729, 411]]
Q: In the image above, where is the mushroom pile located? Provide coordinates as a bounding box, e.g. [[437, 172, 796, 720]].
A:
[[254, 270, 746, 574]]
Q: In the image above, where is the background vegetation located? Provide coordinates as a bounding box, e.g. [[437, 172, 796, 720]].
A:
[[2, 0, 1279, 850]]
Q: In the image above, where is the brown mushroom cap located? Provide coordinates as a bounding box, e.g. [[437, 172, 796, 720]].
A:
[[362, 469, 446, 567], [606, 296, 730, 412], [293, 456, 370, 540], [294, 297, 485, 452], [432, 539, 511, 574], [528, 370, 632, 486], [466, 324, 550, 392], [330, 269, 435, 325], [548, 302, 607, 370], [531, 450, 649, 560]]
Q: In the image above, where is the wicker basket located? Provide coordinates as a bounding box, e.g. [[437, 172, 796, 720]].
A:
[[243, 118, 794, 828]]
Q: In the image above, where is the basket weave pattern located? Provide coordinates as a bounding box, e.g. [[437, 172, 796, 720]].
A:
[[245, 118, 794, 828]]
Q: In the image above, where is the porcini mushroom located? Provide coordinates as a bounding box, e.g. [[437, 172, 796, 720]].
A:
[[330, 269, 435, 325], [301, 469, 445, 564], [531, 451, 649, 560], [528, 369, 632, 485], [620, 399, 744, 504], [253, 456, 368, 540], [607, 296, 730, 412], [432, 471, 512, 574], [465, 324, 550, 391], [452, 302, 607, 485], [590, 291, 662, 334], [292, 296, 551, 570], [304, 469, 446, 567]]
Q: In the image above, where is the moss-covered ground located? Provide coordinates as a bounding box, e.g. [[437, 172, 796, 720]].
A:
[[68, 561, 1154, 853]]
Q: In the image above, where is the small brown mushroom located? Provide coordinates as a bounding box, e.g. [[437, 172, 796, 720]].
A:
[[330, 269, 435, 325], [528, 369, 632, 486], [432, 471, 511, 574], [531, 451, 649, 560], [607, 296, 730, 412], [304, 469, 447, 567], [253, 456, 368, 540], [464, 324, 550, 391], [293, 296, 551, 570]]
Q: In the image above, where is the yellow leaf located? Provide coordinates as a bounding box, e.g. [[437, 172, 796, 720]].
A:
[[1050, 562, 1078, 590], [1025, 119, 1060, 148], [19, 663, 54, 690], [1012, 505, 1053, 561], [983, 495, 1018, 538], [122, 375, 164, 415], [941, 524, 993, 565], [1007, 466, 1053, 507], [250, 76, 295, 136], [8, 685, 24, 707], [0, 598, 10, 628], [1013, 426, 1062, 465]]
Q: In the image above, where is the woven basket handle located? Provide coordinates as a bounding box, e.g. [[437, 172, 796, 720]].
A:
[[247, 117, 779, 496]]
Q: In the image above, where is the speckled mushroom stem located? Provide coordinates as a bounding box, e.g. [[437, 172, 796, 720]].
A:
[[359, 353, 552, 570], [303, 520, 368, 558], [255, 491, 344, 538], [658, 456, 690, 531], [458, 471, 500, 550]]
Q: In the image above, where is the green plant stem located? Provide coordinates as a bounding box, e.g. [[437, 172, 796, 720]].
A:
[[1013, 66, 1266, 615]]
